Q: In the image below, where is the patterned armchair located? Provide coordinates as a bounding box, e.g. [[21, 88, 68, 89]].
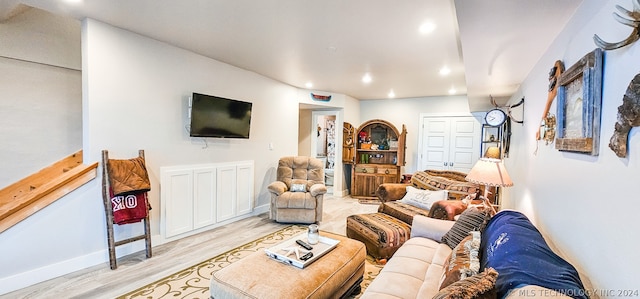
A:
[[267, 156, 327, 224]]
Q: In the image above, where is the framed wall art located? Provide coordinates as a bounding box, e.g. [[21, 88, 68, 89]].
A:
[[555, 48, 604, 155]]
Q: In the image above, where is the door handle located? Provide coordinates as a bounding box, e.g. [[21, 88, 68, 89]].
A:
[[450, 162, 454, 167], [444, 162, 448, 166]]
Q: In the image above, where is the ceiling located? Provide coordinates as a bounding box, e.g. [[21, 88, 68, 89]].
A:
[[3, 0, 582, 111]]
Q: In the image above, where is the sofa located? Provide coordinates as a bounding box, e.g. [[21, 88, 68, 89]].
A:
[[346, 170, 487, 260], [361, 210, 588, 299], [377, 169, 490, 222]]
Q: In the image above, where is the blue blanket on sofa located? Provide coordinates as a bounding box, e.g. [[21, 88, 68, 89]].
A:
[[480, 210, 587, 299]]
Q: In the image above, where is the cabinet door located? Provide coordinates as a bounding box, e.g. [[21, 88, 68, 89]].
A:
[[193, 167, 216, 229], [161, 168, 194, 238], [236, 162, 254, 215], [352, 173, 379, 197], [396, 124, 407, 166], [342, 122, 356, 164], [216, 165, 237, 222]]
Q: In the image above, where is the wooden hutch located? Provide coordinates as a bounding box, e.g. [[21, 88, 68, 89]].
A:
[[344, 119, 406, 200]]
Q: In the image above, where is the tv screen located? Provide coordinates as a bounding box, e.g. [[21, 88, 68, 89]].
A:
[[189, 93, 252, 138]]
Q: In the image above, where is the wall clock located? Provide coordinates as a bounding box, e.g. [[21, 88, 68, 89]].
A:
[[485, 108, 507, 126]]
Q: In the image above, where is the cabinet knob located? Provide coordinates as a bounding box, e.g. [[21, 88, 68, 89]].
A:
[[444, 162, 448, 166], [362, 169, 367, 173], [385, 169, 390, 174], [450, 162, 454, 167]]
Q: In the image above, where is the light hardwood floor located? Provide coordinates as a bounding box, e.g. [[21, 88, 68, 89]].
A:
[[4, 196, 378, 299]]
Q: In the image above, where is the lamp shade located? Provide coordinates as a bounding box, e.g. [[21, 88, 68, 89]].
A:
[[484, 146, 501, 159], [465, 158, 513, 187]]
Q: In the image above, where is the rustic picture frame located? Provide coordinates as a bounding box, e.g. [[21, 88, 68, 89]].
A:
[[555, 48, 603, 155]]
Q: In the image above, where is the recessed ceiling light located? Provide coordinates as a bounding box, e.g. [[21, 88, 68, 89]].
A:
[[448, 87, 457, 95], [388, 89, 396, 98], [439, 66, 451, 76], [419, 21, 436, 34], [362, 73, 372, 84], [305, 82, 313, 88]]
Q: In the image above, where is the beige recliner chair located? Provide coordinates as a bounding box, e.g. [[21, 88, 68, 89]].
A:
[[268, 156, 327, 224]]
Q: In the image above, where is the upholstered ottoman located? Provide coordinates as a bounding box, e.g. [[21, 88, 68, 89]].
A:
[[209, 232, 365, 299], [346, 213, 411, 260]]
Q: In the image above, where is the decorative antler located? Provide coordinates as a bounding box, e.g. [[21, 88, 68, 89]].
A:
[[489, 95, 524, 124], [594, 0, 640, 50]]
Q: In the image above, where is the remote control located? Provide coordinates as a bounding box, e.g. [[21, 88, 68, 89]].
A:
[[299, 252, 313, 261], [296, 239, 313, 250]]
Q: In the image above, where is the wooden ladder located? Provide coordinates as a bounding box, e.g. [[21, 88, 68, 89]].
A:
[[101, 150, 152, 270]]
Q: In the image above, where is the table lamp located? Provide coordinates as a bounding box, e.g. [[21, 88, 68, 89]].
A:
[[465, 157, 513, 208]]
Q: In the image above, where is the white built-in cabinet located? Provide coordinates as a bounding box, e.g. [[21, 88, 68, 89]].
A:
[[418, 116, 481, 173], [160, 161, 254, 238]]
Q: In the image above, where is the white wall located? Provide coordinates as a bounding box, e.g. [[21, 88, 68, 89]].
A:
[[0, 8, 81, 188], [502, 0, 639, 292], [360, 95, 472, 173], [0, 17, 339, 294]]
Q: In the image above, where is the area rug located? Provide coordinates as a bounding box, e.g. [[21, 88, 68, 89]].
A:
[[118, 225, 383, 299]]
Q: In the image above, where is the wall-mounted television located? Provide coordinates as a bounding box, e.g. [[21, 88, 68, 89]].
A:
[[189, 92, 252, 138]]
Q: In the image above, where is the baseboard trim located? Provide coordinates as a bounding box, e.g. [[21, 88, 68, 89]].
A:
[[0, 208, 270, 296]]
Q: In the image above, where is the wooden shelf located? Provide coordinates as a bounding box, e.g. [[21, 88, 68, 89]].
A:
[[0, 150, 98, 233]]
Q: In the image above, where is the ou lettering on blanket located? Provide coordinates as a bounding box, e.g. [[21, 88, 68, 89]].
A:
[[109, 188, 150, 225]]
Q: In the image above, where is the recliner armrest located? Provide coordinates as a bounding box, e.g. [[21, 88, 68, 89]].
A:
[[309, 183, 327, 196], [267, 181, 287, 196], [410, 215, 455, 242], [376, 183, 410, 202]]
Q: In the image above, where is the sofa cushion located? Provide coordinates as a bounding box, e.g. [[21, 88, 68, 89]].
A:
[[440, 234, 481, 289], [433, 267, 498, 299], [399, 186, 448, 210], [410, 215, 456, 241], [441, 208, 491, 249], [481, 210, 587, 299], [360, 237, 452, 299]]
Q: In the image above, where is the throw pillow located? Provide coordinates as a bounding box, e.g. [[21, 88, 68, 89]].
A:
[[290, 183, 307, 192], [440, 234, 481, 289], [399, 186, 448, 210], [441, 208, 491, 249], [433, 267, 499, 299]]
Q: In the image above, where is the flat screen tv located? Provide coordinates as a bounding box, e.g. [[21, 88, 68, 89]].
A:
[[189, 93, 252, 138]]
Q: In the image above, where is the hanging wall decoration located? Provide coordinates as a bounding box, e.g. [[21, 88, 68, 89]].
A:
[[310, 93, 332, 101], [555, 48, 604, 156], [593, 0, 640, 50], [609, 73, 640, 158], [536, 60, 564, 145]]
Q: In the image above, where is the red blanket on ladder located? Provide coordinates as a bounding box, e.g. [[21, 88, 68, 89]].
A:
[[109, 188, 148, 224]]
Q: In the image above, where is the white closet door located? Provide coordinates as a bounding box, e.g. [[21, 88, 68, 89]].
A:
[[420, 117, 451, 170], [419, 116, 481, 173], [448, 118, 481, 172]]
